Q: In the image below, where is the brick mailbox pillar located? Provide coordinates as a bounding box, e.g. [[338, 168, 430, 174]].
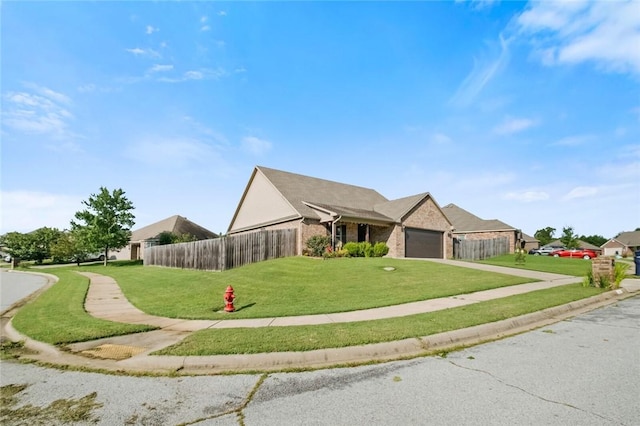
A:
[[591, 257, 615, 288]]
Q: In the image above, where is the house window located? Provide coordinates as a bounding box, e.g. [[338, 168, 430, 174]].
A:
[[336, 225, 347, 246], [358, 224, 367, 242]]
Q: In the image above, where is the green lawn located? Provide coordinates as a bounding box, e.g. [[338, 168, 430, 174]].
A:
[[11, 269, 157, 345], [77, 257, 535, 319], [478, 254, 594, 276], [155, 283, 605, 355], [10, 255, 605, 350]]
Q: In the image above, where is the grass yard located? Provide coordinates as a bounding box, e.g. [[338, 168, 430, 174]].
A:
[[11, 269, 157, 345], [77, 257, 535, 319], [478, 254, 594, 276], [155, 283, 605, 355]]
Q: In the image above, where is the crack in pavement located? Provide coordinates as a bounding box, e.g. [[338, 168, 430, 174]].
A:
[[447, 360, 626, 425]]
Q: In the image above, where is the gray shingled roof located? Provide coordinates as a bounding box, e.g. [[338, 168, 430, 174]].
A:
[[258, 166, 389, 220], [442, 203, 516, 232], [304, 202, 394, 223], [613, 230, 640, 246], [374, 193, 433, 222], [131, 215, 218, 241]]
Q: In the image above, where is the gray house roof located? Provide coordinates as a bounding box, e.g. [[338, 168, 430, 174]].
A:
[[229, 166, 451, 230], [545, 239, 601, 251], [611, 230, 640, 247], [131, 215, 218, 242], [442, 203, 516, 233]]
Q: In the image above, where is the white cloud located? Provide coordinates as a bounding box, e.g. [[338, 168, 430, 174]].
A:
[[201, 16, 208, 23], [563, 186, 598, 200], [125, 47, 160, 58], [552, 134, 594, 147], [516, 1, 640, 75], [493, 117, 537, 135], [234, 66, 247, 73], [148, 64, 174, 73], [450, 33, 510, 107], [2, 84, 77, 140], [218, 11, 227, 16], [0, 190, 83, 234], [146, 25, 158, 35], [124, 137, 220, 168], [156, 67, 227, 83], [504, 190, 549, 202], [201, 25, 211, 32], [242, 136, 272, 155], [431, 133, 453, 144]]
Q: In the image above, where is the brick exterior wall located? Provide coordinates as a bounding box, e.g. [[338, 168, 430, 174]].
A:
[[400, 197, 453, 258]]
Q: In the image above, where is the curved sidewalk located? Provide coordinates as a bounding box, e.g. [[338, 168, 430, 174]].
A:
[[81, 260, 583, 331], [4, 259, 639, 374]]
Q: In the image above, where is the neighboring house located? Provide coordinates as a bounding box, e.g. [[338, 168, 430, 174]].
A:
[[601, 231, 640, 257], [441, 204, 536, 253], [227, 166, 454, 258], [117, 215, 218, 260], [545, 239, 602, 254]]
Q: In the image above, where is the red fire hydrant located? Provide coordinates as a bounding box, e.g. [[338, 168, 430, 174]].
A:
[[223, 285, 235, 312]]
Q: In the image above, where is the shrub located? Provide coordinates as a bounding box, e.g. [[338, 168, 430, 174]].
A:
[[343, 242, 359, 257], [361, 242, 373, 257], [306, 235, 331, 257], [373, 242, 389, 257]]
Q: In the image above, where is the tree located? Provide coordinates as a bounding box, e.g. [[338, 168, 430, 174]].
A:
[[157, 231, 197, 245], [560, 226, 579, 249], [534, 227, 556, 246], [1, 232, 32, 261], [0, 227, 62, 263], [578, 234, 607, 247], [31, 227, 63, 264], [50, 229, 93, 265], [71, 187, 135, 266]]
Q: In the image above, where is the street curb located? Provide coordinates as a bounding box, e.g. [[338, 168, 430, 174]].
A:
[[3, 287, 636, 375], [0, 270, 58, 317]]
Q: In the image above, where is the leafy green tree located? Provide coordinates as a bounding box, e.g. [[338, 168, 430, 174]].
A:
[[71, 187, 135, 266], [157, 231, 197, 245], [30, 227, 63, 264], [534, 227, 556, 246], [50, 230, 93, 265], [560, 226, 579, 249], [1, 231, 32, 260], [0, 228, 62, 263], [578, 234, 607, 247]]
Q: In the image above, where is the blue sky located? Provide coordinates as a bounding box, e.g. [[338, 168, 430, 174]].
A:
[[2, 1, 639, 240]]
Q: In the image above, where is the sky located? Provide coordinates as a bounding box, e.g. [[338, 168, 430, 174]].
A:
[[1, 1, 639, 241]]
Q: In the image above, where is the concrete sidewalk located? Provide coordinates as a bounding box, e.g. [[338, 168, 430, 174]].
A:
[[3, 259, 639, 374]]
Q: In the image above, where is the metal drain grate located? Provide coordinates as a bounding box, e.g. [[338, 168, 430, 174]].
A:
[[81, 344, 145, 360]]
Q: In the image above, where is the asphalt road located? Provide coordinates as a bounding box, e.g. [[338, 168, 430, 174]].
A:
[[0, 269, 50, 312], [1, 293, 638, 425]]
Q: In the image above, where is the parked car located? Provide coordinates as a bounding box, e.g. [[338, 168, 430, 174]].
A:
[[551, 248, 598, 259], [529, 246, 564, 256]]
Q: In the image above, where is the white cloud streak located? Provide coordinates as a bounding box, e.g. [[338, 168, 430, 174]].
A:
[[2, 84, 77, 141], [242, 136, 272, 155], [516, 1, 640, 75], [450, 34, 510, 107], [0, 190, 82, 234], [493, 117, 537, 135]]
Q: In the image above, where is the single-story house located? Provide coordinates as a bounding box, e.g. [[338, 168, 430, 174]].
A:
[[601, 231, 640, 257], [545, 239, 602, 254], [441, 203, 536, 253], [227, 166, 454, 258], [116, 215, 218, 260]]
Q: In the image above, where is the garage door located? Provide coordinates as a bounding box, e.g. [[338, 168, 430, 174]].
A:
[[405, 228, 443, 258]]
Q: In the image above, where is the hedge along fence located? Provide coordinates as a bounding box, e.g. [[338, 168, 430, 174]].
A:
[[145, 228, 298, 271], [453, 237, 510, 261]]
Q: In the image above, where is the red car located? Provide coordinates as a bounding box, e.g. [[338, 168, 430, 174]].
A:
[[551, 249, 598, 259]]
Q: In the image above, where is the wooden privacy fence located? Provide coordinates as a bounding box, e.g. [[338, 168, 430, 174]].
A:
[[453, 237, 510, 261], [144, 229, 297, 271]]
